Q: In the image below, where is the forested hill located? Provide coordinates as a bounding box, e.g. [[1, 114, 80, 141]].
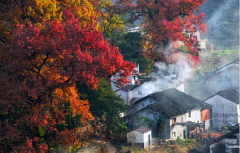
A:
[[195, 0, 239, 49]]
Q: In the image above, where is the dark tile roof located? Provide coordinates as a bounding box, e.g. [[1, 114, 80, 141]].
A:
[[215, 88, 239, 104], [145, 88, 212, 117], [135, 126, 151, 134]]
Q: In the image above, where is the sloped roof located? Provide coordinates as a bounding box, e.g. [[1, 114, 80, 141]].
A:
[[144, 88, 212, 117], [206, 88, 239, 104], [209, 58, 239, 77], [135, 126, 151, 134]]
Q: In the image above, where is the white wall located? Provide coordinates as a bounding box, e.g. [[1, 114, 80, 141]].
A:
[[186, 109, 201, 123], [195, 31, 208, 49], [169, 108, 201, 140], [205, 119, 210, 131], [143, 131, 152, 148], [127, 130, 152, 148], [177, 83, 184, 92], [169, 108, 201, 127], [205, 95, 238, 128], [171, 125, 186, 140], [115, 90, 129, 105], [238, 104, 240, 124], [127, 131, 143, 143]]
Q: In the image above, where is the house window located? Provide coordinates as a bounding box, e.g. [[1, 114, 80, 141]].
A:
[[172, 132, 176, 137], [142, 103, 145, 107], [150, 100, 152, 104], [172, 118, 176, 124], [138, 90, 142, 95], [189, 111, 191, 117], [181, 117, 183, 123]]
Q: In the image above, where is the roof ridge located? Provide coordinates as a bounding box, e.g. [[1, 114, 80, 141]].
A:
[[211, 58, 239, 75], [204, 87, 239, 101]]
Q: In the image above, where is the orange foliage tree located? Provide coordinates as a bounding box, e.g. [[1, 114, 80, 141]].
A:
[[0, 0, 125, 44], [0, 10, 134, 152]]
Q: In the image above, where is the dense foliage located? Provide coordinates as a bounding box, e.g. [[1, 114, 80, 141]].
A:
[[113, 0, 208, 65], [77, 78, 128, 143], [118, 32, 153, 73], [0, 10, 134, 152]]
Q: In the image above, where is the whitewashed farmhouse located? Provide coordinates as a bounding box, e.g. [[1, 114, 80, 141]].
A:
[[115, 77, 180, 105], [204, 88, 239, 129], [127, 126, 152, 148], [127, 88, 212, 140]]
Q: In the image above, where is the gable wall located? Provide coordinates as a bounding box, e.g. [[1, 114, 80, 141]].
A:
[[205, 95, 238, 128]]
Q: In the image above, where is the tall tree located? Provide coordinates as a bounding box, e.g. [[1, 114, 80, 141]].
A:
[[0, 10, 134, 152]]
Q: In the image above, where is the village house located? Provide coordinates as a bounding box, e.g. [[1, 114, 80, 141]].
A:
[[115, 77, 181, 105], [126, 88, 212, 140], [111, 64, 140, 92], [209, 126, 239, 153], [113, 63, 185, 105], [204, 88, 240, 129], [206, 58, 239, 94], [195, 31, 209, 51], [127, 126, 152, 148]]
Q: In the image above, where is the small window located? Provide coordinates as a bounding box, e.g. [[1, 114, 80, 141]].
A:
[[189, 111, 191, 117], [172, 132, 176, 137], [172, 118, 176, 124], [138, 90, 142, 95], [181, 117, 183, 123], [150, 100, 152, 104], [142, 103, 145, 107]]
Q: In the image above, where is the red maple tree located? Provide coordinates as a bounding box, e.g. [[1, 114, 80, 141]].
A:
[[114, 0, 207, 65], [0, 10, 134, 152]]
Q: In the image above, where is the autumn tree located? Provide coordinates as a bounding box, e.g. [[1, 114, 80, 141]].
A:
[[0, 10, 134, 152], [113, 0, 208, 65], [0, 0, 125, 44]]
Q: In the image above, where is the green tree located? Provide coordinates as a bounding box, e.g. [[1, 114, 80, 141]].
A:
[[77, 78, 128, 143], [118, 32, 153, 73]]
